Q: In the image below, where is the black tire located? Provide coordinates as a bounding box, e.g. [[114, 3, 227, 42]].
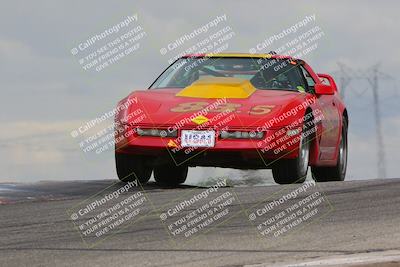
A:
[[272, 114, 313, 184], [115, 153, 152, 184], [154, 163, 188, 187], [312, 118, 348, 182]]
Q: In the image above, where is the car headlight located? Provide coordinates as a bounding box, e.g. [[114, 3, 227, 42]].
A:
[[136, 128, 177, 137], [220, 130, 264, 139]]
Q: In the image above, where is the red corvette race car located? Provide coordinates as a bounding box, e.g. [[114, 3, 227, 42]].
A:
[[115, 53, 348, 186]]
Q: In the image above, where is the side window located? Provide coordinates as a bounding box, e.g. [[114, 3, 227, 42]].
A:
[[299, 65, 316, 91], [267, 68, 307, 91], [286, 67, 308, 91]]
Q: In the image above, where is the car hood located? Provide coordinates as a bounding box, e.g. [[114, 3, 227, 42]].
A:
[[123, 87, 312, 129]]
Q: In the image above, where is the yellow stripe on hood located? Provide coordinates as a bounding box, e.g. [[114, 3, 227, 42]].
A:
[[176, 77, 256, 99]]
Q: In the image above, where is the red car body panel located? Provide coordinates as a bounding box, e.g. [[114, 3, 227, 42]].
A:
[[115, 54, 347, 169]]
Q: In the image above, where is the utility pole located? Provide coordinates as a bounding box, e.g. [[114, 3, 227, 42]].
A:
[[336, 62, 352, 100], [333, 63, 387, 178], [368, 65, 386, 178]]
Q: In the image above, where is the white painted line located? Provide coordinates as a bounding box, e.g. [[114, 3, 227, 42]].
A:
[[244, 250, 400, 267]]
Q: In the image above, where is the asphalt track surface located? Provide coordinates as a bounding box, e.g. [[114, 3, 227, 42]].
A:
[[0, 178, 400, 267]]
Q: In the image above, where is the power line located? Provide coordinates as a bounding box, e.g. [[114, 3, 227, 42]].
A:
[[336, 63, 352, 100], [333, 63, 391, 178], [368, 65, 386, 178]]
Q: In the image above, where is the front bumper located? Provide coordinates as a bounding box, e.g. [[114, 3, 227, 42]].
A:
[[115, 126, 302, 168]]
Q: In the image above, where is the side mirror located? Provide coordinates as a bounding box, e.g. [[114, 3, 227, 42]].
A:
[[314, 83, 335, 95], [317, 73, 338, 92]]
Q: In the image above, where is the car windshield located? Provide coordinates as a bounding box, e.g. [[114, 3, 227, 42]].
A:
[[150, 57, 307, 91]]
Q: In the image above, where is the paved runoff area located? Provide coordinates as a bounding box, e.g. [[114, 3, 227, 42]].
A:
[[0, 178, 400, 267]]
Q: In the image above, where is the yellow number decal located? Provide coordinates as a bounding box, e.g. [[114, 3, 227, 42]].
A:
[[170, 102, 208, 112], [212, 103, 242, 113], [249, 105, 275, 115]]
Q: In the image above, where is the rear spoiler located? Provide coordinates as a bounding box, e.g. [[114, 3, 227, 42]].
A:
[[317, 73, 338, 92]]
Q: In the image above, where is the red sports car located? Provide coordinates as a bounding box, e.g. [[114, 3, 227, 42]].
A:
[[115, 53, 348, 186]]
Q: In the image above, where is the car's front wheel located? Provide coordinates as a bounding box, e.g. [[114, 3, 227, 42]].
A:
[[115, 153, 152, 184], [272, 116, 312, 184], [154, 163, 188, 187]]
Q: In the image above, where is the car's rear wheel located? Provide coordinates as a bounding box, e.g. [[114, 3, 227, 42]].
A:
[[312, 118, 348, 182], [272, 115, 312, 184], [154, 163, 188, 187], [115, 153, 152, 184]]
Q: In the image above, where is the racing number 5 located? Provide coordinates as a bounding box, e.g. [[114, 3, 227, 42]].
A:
[[170, 102, 209, 112], [170, 102, 275, 115], [249, 105, 275, 115], [171, 102, 242, 113]]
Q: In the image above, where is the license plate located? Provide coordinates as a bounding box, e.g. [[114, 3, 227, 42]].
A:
[[181, 130, 215, 148]]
